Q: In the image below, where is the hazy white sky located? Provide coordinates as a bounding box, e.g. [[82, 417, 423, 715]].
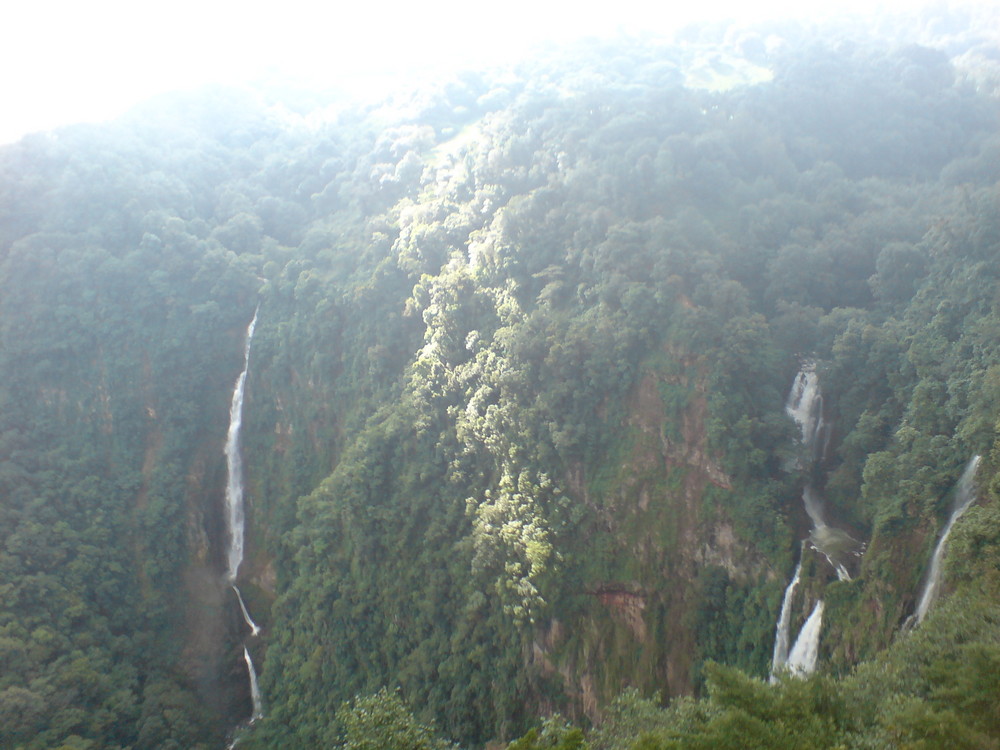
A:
[[0, 0, 937, 144]]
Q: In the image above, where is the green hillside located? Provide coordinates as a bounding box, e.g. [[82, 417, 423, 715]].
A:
[[1, 9, 999, 749]]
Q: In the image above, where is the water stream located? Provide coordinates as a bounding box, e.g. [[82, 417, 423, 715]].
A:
[[234, 586, 261, 637], [770, 558, 802, 680], [786, 369, 821, 450], [225, 310, 257, 583], [786, 600, 824, 677], [223, 310, 263, 727], [911, 455, 981, 626], [771, 365, 861, 678], [243, 647, 263, 721]]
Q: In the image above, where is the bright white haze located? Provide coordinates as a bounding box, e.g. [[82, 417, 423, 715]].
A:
[[0, 0, 949, 144]]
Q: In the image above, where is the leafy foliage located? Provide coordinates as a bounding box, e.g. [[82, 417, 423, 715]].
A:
[[1, 8, 1000, 749]]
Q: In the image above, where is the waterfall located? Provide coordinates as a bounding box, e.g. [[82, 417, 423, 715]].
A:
[[785, 368, 826, 529], [772, 365, 861, 679], [809, 524, 852, 583], [785, 369, 821, 448], [786, 600, 824, 677], [225, 309, 258, 583], [243, 647, 263, 720], [222, 309, 264, 728], [770, 560, 802, 679], [785, 365, 864, 575], [801, 486, 825, 531], [234, 586, 261, 637], [912, 455, 981, 625]]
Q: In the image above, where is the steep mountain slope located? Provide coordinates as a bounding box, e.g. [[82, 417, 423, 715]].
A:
[[1, 13, 999, 749]]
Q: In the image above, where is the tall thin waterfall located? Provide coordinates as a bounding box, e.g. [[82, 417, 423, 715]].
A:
[[912, 455, 981, 625], [223, 310, 263, 727], [770, 559, 802, 680], [225, 310, 257, 583], [786, 600, 824, 676], [243, 647, 263, 720]]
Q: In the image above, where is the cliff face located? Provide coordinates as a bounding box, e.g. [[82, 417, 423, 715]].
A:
[[531, 348, 782, 723], [236, 304, 794, 744], [177, 420, 252, 728], [0, 250, 259, 744]]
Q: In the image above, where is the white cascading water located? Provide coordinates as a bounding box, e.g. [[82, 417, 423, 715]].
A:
[[786, 369, 822, 450], [786, 600, 824, 676], [912, 455, 981, 625], [772, 365, 858, 679], [225, 310, 258, 583], [223, 310, 263, 726], [234, 586, 261, 636], [770, 559, 802, 681], [802, 486, 826, 532], [243, 647, 263, 721], [785, 369, 827, 530], [792, 373, 861, 584], [786, 366, 862, 585]]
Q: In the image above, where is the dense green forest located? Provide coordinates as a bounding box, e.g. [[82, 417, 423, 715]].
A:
[[2, 6, 1000, 749]]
